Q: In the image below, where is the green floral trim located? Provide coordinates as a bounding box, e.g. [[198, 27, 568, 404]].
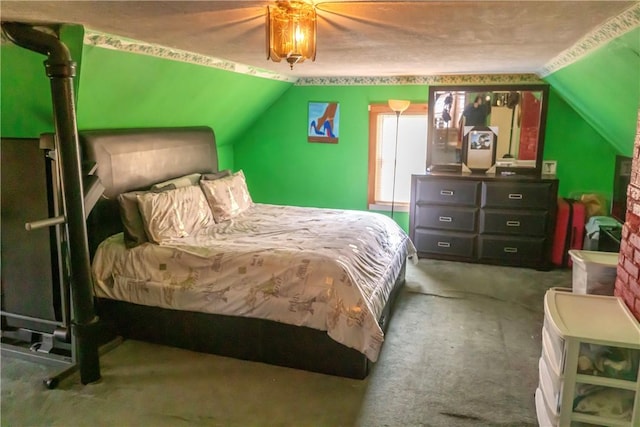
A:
[[539, 3, 640, 77], [71, 2, 640, 85], [294, 74, 543, 86], [83, 30, 297, 83]]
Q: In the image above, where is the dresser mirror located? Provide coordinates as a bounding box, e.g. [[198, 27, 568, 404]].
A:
[[427, 84, 550, 176]]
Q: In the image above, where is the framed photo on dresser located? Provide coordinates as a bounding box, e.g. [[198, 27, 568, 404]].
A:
[[462, 126, 497, 171]]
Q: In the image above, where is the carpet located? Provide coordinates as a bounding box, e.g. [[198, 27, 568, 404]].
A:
[[1, 259, 572, 427]]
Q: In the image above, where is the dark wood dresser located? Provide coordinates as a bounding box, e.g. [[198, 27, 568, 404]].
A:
[[409, 173, 558, 270]]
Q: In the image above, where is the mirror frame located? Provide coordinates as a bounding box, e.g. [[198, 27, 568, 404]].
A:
[[427, 84, 550, 177]]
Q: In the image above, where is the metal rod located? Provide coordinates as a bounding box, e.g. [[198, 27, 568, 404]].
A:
[[0, 311, 65, 327], [25, 215, 65, 231], [1, 22, 101, 385], [390, 111, 401, 220]]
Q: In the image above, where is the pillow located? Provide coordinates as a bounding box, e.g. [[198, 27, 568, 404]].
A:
[[137, 185, 214, 244], [201, 170, 231, 181], [117, 184, 177, 248], [200, 170, 253, 222], [150, 173, 202, 191]]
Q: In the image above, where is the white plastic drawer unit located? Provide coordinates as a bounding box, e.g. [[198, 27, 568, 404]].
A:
[[542, 316, 565, 375], [539, 356, 562, 417], [538, 289, 640, 427], [535, 387, 558, 427]]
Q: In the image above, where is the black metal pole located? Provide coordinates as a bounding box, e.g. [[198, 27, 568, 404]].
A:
[[390, 111, 400, 220], [2, 22, 101, 385]]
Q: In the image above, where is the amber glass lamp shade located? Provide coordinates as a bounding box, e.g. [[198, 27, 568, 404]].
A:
[[266, 1, 317, 69], [388, 99, 411, 113]]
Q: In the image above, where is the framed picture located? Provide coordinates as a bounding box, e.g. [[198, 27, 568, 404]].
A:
[[542, 160, 557, 176], [462, 126, 497, 171], [308, 102, 339, 143]]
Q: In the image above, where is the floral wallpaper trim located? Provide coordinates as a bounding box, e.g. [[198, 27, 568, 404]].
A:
[[83, 30, 298, 83], [294, 74, 543, 86], [538, 3, 640, 77]]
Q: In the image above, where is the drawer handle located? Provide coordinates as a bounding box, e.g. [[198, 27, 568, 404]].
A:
[[506, 220, 520, 227], [438, 216, 452, 222], [440, 190, 454, 196], [437, 241, 451, 248], [503, 247, 518, 253], [508, 193, 523, 200]]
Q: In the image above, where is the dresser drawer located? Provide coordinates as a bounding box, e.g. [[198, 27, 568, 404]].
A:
[[415, 205, 477, 232], [414, 230, 476, 258], [479, 209, 548, 236], [481, 181, 553, 209], [478, 235, 545, 263], [414, 178, 480, 206]]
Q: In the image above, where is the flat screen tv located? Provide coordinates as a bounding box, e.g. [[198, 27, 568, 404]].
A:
[[611, 154, 632, 223]]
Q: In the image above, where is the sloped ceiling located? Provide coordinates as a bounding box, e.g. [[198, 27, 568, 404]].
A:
[[0, 0, 635, 78]]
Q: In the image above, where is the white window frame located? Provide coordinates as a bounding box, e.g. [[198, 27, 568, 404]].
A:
[[367, 103, 428, 212]]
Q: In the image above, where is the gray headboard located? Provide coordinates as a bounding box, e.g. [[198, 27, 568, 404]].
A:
[[80, 126, 217, 255]]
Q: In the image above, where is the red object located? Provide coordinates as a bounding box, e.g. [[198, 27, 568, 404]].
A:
[[518, 92, 541, 160], [551, 198, 586, 267]]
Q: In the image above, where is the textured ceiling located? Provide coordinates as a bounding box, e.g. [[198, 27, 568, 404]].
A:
[[0, 1, 635, 78]]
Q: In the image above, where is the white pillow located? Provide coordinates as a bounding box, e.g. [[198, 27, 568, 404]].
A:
[[150, 173, 202, 191], [199, 170, 253, 222], [137, 185, 213, 243]]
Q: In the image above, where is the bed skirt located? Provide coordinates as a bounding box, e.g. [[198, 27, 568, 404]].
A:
[[96, 260, 405, 379]]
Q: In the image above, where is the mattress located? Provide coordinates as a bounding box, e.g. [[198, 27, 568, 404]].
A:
[[92, 203, 416, 361]]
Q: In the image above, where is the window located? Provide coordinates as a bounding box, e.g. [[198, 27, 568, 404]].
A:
[[368, 103, 428, 211]]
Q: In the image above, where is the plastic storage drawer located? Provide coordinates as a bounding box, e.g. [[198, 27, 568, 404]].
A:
[[542, 322, 565, 376], [535, 387, 558, 427], [568, 250, 618, 296], [539, 356, 561, 416]]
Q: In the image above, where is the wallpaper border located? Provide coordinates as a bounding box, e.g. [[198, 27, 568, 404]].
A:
[[294, 74, 543, 86], [538, 3, 640, 77], [76, 2, 640, 85], [83, 30, 298, 83]]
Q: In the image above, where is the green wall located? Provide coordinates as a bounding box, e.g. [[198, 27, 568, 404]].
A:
[[543, 28, 640, 156], [1, 28, 292, 170], [235, 28, 640, 222], [1, 25, 85, 138], [234, 82, 616, 230], [543, 88, 619, 199], [76, 45, 292, 168], [234, 84, 426, 231], [3, 23, 637, 227], [1, 42, 56, 137]]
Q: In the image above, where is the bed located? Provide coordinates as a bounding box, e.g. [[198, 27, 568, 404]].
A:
[[82, 126, 415, 379]]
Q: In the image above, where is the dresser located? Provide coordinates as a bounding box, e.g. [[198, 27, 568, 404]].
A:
[[409, 173, 558, 269], [537, 288, 640, 426]]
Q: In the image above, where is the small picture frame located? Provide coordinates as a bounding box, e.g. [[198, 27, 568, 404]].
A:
[[308, 102, 339, 143], [542, 160, 557, 175], [462, 127, 497, 171]]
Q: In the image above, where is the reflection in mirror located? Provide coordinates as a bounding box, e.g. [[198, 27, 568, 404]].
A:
[[428, 85, 549, 175]]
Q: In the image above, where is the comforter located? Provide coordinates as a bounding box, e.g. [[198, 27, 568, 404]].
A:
[[92, 203, 416, 361]]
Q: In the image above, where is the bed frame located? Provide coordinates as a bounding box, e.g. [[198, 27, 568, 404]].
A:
[[82, 126, 406, 379]]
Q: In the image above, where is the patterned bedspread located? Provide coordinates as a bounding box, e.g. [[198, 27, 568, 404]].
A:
[[92, 203, 416, 361]]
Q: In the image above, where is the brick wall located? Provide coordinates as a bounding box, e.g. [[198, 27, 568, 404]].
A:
[[615, 109, 640, 320]]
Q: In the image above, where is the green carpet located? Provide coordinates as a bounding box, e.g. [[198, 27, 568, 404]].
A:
[[1, 259, 572, 426]]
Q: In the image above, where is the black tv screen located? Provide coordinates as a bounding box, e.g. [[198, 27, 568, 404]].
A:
[[611, 154, 632, 223]]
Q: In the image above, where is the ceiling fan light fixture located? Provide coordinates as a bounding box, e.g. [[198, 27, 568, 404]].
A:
[[266, 1, 317, 69]]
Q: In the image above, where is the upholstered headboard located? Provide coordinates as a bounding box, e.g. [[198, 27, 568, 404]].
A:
[[80, 126, 218, 255]]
